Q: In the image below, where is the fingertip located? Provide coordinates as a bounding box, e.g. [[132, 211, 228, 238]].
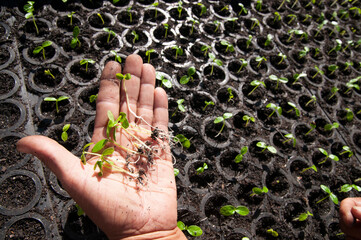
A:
[[154, 87, 168, 105], [124, 54, 143, 76], [101, 61, 122, 80]]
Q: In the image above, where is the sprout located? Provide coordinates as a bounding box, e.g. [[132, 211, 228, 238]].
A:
[[172, 45, 183, 59], [67, 11, 76, 26], [213, 20, 221, 32], [344, 77, 361, 94], [324, 122, 339, 131], [174, 134, 190, 149], [340, 145, 353, 157], [196, 163, 208, 174], [328, 39, 342, 55], [293, 211, 313, 221], [33, 41, 53, 60], [256, 141, 277, 153], [298, 47, 310, 59], [293, 72, 306, 84], [79, 59, 95, 73], [61, 124, 70, 142], [287, 14, 297, 24], [246, 35, 253, 49], [220, 205, 249, 216], [198, 3, 207, 16], [283, 133, 296, 147], [234, 146, 248, 163], [97, 13, 105, 25], [302, 14, 312, 22], [203, 101, 214, 111], [177, 1, 183, 18], [287, 102, 300, 117], [187, 17, 199, 35], [266, 103, 282, 119], [329, 21, 340, 36], [171, 99, 185, 117], [250, 186, 268, 196], [317, 185, 339, 205], [163, 23, 169, 38], [277, 0, 290, 9], [256, 0, 263, 11], [312, 66, 324, 79], [24, 1, 39, 35], [208, 53, 223, 75], [177, 221, 203, 237], [264, 34, 273, 47], [305, 95, 317, 107], [89, 94, 98, 103], [227, 88, 234, 102], [127, 6, 133, 23], [103, 27, 116, 43], [180, 66, 196, 84], [300, 164, 317, 173], [71, 26, 81, 49], [344, 61, 353, 70], [44, 96, 70, 113], [339, 184, 361, 193], [145, 49, 155, 63], [174, 168, 179, 176], [131, 30, 139, 44], [220, 40, 235, 52], [255, 56, 267, 68], [277, 52, 287, 65], [315, 20, 328, 37], [214, 113, 233, 137], [305, 122, 316, 136], [201, 44, 211, 56], [238, 3, 248, 15], [237, 58, 248, 73], [269, 74, 288, 90], [250, 18, 260, 30], [328, 64, 339, 75], [318, 148, 339, 164], [243, 114, 255, 127], [155, 72, 172, 89], [151, 1, 159, 18], [267, 229, 279, 237], [110, 50, 122, 63], [44, 69, 55, 79], [248, 80, 265, 96], [273, 12, 281, 22]]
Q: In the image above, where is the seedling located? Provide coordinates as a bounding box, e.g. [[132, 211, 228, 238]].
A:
[[44, 69, 55, 79], [227, 88, 234, 102], [283, 133, 296, 147], [89, 94, 98, 103], [266, 103, 282, 119], [295, 30, 308, 41], [287, 29, 304, 42], [110, 50, 122, 63], [305, 95, 316, 107], [343, 40, 354, 52], [317, 185, 339, 205], [329, 21, 340, 36], [44, 96, 69, 113], [269, 75, 288, 90], [328, 86, 339, 100], [177, 221, 202, 237], [246, 35, 253, 49], [127, 6, 132, 23], [302, 14, 312, 22], [213, 20, 220, 33], [291, 0, 299, 8], [238, 3, 248, 15], [172, 45, 183, 59], [174, 134, 190, 149], [287, 102, 300, 117], [264, 34, 273, 47], [315, 20, 328, 37], [324, 122, 339, 131], [277, 52, 287, 65], [313, 48, 320, 57], [24, 1, 39, 35], [131, 30, 139, 44], [220, 205, 249, 216], [305, 122, 316, 136], [201, 44, 211, 56], [97, 13, 105, 25], [273, 12, 281, 22], [298, 47, 310, 59], [33, 41, 52, 60], [256, 0, 263, 11], [214, 113, 232, 137], [256, 141, 277, 153], [243, 115, 255, 127], [151, 2, 159, 18], [277, 0, 290, 9], [155, 72, 172, 88], [180, 66, 196, 84], [198, 3, 207, 16], [350, 7, 361, 17], [300, 164, 317, 173], [208, 53, 223, 75], [187, 17, 199, 35], [356, 39, 361, 49], [234, 146, 248, 163], [340, 184, 361, 193], [339, 9, 349, 19], [174, 168, 179, 177], [312, 66, 324, 79], [344, 77, 361, 94], [287, 14, 297, 24], [79, 59, 95, 73], [328, 39, 342, 55], [61, 124, 70, 142], [177, 1, 183, 18], [163, 23, 169, 38], [250, 18, 260, 30], [328, 65, 339, 75], [250, 186, 268, 196], [340, 145, 353, 157], [196, 163, 208, 174], [227, 17, 238, 29], [318, 148, 339, 164], [220, 5, 229, 12], [293, 211, 313, 221], [220, 40, 235, 52], [255, 56, 267, 68], [344, 61, 353, 70], [248, 80, 265, 96], [267, 229, 279, 237], [67, 11, 75, 26], [237, 58, 248, 73], [71, 26, 81, 49], [103, 28, 115, 43], [203, 101, 214, 111], [145, 49, 155, 63], [171, 99, 185, 117]]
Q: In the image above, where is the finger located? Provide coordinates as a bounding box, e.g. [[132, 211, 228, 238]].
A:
[[136, 63, 156, 129], [340, 198, 361, 239], [153, 87, 169, 134], [92, 61, 122, 142], [121, 54, 142, 123]]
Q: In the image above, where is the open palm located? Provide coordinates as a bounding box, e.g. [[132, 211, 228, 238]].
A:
[[17, 55, 183, 240]]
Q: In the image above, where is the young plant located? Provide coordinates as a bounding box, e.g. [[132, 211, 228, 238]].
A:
[[298, 46, 310, 59], [171, 99, 185, 117], [213, 20, 221, 33], [343, 40, 354, 52], [293, 211, 313, 221], [79, 59, 95, 73], [315, 20, 328, 37], [89, 94, 98, 103], [318, 148, 339, 164], [97, 13, 105, 25], [44, 96, 69, 113], [250, 18, 260, 30], [110, 50, 122, 63], [269, 74, 288, 90], [250, 186, 269, 196], [300, 164, 317, 173], [283, 133, 296, 147], [277, 52, 287, 64], [340, 184, 361, 193], [273, 12, 281, 22], [196, 163, 208, 174], [61, 124, 70, 142], [214, 113, 233, 137], [305, 122, 316, 136], [145, 49, 155, 63], [180, 66, 196, 84], [227, 88, 234, 102], [174, 168, 179, 177], [67, 11, 75, 26], [237, 58, 248, 73], [312, 66, 324, 79], [187, 17, 199, 35], [287, 29, 304, 42], [155, 72, 172, 89], [287, 102, 300, 117], [177, 221, 203, 237], [177, 1, 183, 18], [127, 6, 133, 23], [203, 101, 214, 111], [255, 56, 267, 68], [256, 141, 277, 154], [266, 103, 282, 119], [201, 44, 211, 56], [340, 145, 353, 157], [246, 35, 253, 49], [238, 3, 248, 15], [328, 39, 342, 55], [172, 45, 183, 59], [264, 34, 273, 47], [328, 65, 339, 75], [234, 146, 248, 163], [208, 53, 223, 75], [228, 17, 238, 29], [71, 26, 81, 49], [287, 14, 297, 24], [44, 69, 55, 79], [305, 95, 317, 107], [317, 185, 339, 205], [220, 40, 235, 52], [24, 1, 39, 35], [243, 115, 255, 127], [329, 21, 340, 36], [163, 23, 169, 38], [344, 61, 353, 70], [344, 77, 361, 94], [151, 1, 159, 18], [324, 122, 339, 131], [33, 41, 53, 60], [131, 30, 139, 44], [248, 80, 265, 96], [103, 28, 116, 43], [256, 0, 263, 11], [174, 134, 190, 149], [198, 3, 207, 16], [220, 205, 249, 216]]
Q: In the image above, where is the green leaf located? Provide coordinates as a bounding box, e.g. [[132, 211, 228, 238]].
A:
[[44, 97, 57, 102], [214, 116, 223, 124], [180, 75, 189, 84], [319, 148, 328, 156], [223, 113, 233, 119], [25, 12, 33, 19], [102, 147, 114, 156], [61, 132, 68, 142], [235, 206, 249, 216], [70, 38, 78, 49], [298, 213, 308, 221], [220, 205, 235, 216], [162, 79, 172, 88], [174, 168, 179, 176], [177, 221, 186, 230], [267, 146, 277, 154], [252, 187, 263, 194], [340, 184, 352, 192], [269, 75, 278, 80], [92, 139, 108, 153], [256, 141, 267, 149], [187, 225, 203, 237], [321, 184, 331, 194], [330, 193, 339, 205], [188, 66, 196, 75], [63, 124, 70, 132], [58, 96, 70, 101], [73, 26, 80, 37], [33, 46, 43, 54], [42, 41, 53, 47], [262, 186, 269, 193], [234, 154, 243, 163], [241, 146, 248, 155]]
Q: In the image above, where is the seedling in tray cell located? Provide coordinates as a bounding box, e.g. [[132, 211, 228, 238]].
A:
[[198, 3, 207, 16], [131, 30, 139, 44], [315, 20, 328, 37], [208, 53, 223, 75], [213, 20, 221, 33], [293, 211, 313, 221], [246, 35, 253, 49], [61, 124, 70, 142], [298, 47, 310, 59], [187, 17, 199, 35], [328, 39, 342, 55], [237, 58, 248, 73], [220, 40, 235, 53], [287, 102, 300, 117], [177, 1, 183, 18], [227, 88, 234, 102], [305, 122, 316, 136], [350, 7, 361, 18], [201, 44, 211, 56], [243, 114, 255, 127], [24, 1, 39, 35], [33, 41, 53, 60], [339, 9, 349, 20], [174, 134, 190, 149], [79, 59, 95, 73], [227, 17, 238, 29], [277, 52, 287, 65], [238, 3, 248, 15], [71, 26, 81, 49], [155, 72, 172, 89], [127, 6, 133, 23], [172, 45, 183, 59], [89, 94, 98, 103], [264, 34, 273, 47], [312, 66, 324, 79], [110, 50, 122, 63], [329, 21, 340, 36], [97, 13, 105, 25], [344, 77, 361, 94], [250, 186, 268, 196], [324, 122, 339, 131], [340, 183, 361, 193], [355, 39, 361, 49], [266, 103, 282, 120], [177, 221, 203, 237], [196, 162, 208, 174], [273, 12, 281, 22], [214, 113, 233, 137], [255, 56, 267, 68], [256, 141, 277, 154], [44, 69, 55, 79], [340, 145, 353, 157], [248, 80, 265, 96], [145, 49, 155, 64], [283, 133, 296, 147], [269, 74, 288, 90], [250, 18, 260, 30], [171, 99, 185, 117], [300, 164, 317, 173], [203, 101, 214, 111], [343, 40, 354, 52], [317, 185, 339, 205], [151, 2, 159, 18], [180, 66, 196, 84], [220, 205, 249, 216], [234, 146, 248, 163], [256, 0, 263, 11], [103, 28, 116, 43], [302, 14, 312, 22], [305, 95, 317, 107], [328, 64, 339, 75], [344, 61, 353, 70], [318, 148, 339, 164], [277, 0, 290, 10], [287, 14, 297, 24], [267, 229, 279, 237], [163, 23, 169, 38], [44, 96, 69, 113], [67, 11, 75, 26]]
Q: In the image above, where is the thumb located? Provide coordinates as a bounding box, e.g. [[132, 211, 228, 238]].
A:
[[351, 206, 361, 220], [17, 135, 85, 192]]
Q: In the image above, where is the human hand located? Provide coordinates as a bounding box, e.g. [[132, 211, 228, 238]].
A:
[[340, 197, 361, 240], [17, 55, 186, 240]]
